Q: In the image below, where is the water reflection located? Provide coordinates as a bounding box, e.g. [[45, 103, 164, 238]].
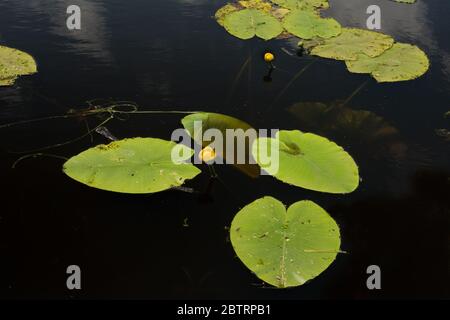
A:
[[1, 0, 112, 62], [287, 100, 408, 162]]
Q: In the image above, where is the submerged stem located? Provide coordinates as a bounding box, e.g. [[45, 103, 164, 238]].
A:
[[340, 80, 368, 108], [12, 153, 68, 168], [269, 60, 316, 110]]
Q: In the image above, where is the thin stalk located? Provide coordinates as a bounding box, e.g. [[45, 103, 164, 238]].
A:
[[12, 153, 68, 169], [269, 59, 316, 110]]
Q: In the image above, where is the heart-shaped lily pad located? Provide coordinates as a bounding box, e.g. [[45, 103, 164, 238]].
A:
[[282, 10, 341, 40], [63, 137, 201, 194], [223, 8, 283, 40], [307, 28, 394, 61], [252, 130, 359, 193], [345, 43, 430, 82], [230, 196, 341, 288], [215, 3, 240, 27]]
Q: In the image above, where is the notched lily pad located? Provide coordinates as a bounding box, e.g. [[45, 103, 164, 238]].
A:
[[282, 10, 341, 40], [230, 196, 341, 288], [223, 8, 283, 40], [63, 137, 201, 194], [306, 28, 394, 61], [215, 3, 240, 27], [345, 43, 430, 82], [0, 45, 37, 86], [252, 130, 359, 193]]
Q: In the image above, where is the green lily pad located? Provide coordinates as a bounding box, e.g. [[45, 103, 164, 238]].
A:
[[215, 3, 240, 27], [63, 137, 201, 194], [252, 130, 359, 193], [182, 112, 260, 177], [230, 196, 341, 288], [238, 0, 273, 12], [307, 28, 394, 61], [345, 43, 430, 82], [270, 0, 329, 10], [0, 45, 37, 86], [282, 10, 341, 40], [223, 8, 283, 40]]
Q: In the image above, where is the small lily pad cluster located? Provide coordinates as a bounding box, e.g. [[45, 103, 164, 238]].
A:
[[0, 45, 37, 86], [215, 0, 429, 82], [63, 111, 356, 287]]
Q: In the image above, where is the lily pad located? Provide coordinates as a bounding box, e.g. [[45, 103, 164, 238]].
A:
[[182, 112, 260, 177], [215, 3, 240, 27], [63, 137, 201, 194], [307, 28, 394, 61], [230, 196, 341, 288], [252, 130, 359, 193], [238, 0, 273, 12], [270, 0, 329, 10], [345, 43, 430, 82], [0, 45, 37, 86], [223, 8, 283, 40], [282, 10, 341, 40]]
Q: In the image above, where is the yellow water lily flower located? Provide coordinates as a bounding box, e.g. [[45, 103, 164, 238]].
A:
[[199, 146, 217, 163], [264, 52, 275, 63]]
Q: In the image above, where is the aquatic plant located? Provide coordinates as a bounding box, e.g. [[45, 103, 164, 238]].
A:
[[181, 112, 260, 177], [230, 196, 341, 288], [345, 43, 430, 82], [304, 28, 394, 61], [215, 0, 429, 82], [3, 103, 358, 288], [282, 9, 341, 40], [63, 137, 201, 194], [252, 130, 359, 193], [223, 8, 283, 40], [0, 45, 37, 86]]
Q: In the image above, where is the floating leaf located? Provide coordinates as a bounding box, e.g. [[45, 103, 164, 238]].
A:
[[63, 138, 201, 194], [270, 0, 329, 10], [223, 8, 283, 40], [306, 28, 394, 61], [182, 112, 260, 177], [0, 45, 37, 86], [345, 43, 430, 82], [215, 3, 240, 27], [230, 196, 341, 288], [238, 0, 273, 13], [252, 130, 359, 193], [282, 10, 341, 40]]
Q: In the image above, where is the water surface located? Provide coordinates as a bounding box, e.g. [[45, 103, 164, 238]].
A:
[[0, 0, 449, 299]]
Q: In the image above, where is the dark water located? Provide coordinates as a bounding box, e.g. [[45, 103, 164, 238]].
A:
[[0, 0, 449, 299]]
